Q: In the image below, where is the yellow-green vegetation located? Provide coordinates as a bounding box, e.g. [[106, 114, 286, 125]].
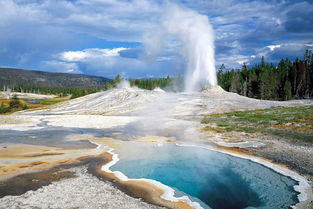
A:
[[39, 98, 67, 105], [0, 95, 27, 114], [202, 105, 313, 142], [0, 97, 68, 114]]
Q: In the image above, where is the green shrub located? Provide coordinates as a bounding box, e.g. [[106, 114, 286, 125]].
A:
[[0, 103, 10, 113], [9, 95, 21, 109], [22, 104, 29, 110]]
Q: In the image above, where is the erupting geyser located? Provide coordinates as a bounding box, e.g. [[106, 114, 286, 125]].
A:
[[163, 3, 217, 92]]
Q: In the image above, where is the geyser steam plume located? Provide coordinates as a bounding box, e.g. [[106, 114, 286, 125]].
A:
[[164, 4, 217, 92], [146, 3, 217, 92]]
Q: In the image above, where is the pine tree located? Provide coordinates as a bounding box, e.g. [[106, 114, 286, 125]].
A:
[[217, 64, 226, 89], [9, 95, 21, 109], [113, 74, 121, 87], [261, 56, 265, 67], [229, 71, 241, 94], [284, 80, 292, 100]]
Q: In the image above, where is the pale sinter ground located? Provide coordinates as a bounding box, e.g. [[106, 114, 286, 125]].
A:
[[0, 86, 312, 209]]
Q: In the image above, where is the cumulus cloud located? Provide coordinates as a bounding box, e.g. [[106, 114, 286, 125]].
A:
[[59, 48, 127, 62], [245, 41, 313, 67], [49, 47, 183, 78], [267, 45, 281, 51], [0, 0, 159, 67], [57, 48, 139, 75], [0, 0, 313, 76], [41, 61, 81, 74]]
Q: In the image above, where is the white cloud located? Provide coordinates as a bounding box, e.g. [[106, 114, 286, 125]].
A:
[[237, 59, 249, 65], [60, 51, 88, 62], [216, 53, 251, 68], [41, 61, 81, 74], [51, 47, 146, 77], [267, 44, 281, 51], [59, 48, 127, 62], [46, 46, 185, 78], [156, 57, 172, 62]]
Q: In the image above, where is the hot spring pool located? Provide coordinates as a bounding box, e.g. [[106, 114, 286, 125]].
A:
[[110, 142, 299, 209]]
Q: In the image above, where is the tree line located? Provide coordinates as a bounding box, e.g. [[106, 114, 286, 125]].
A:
[[1, 85, 101, 99], [89, 75, 173, 91], [218, 50, 313, 100], [129, 76, 172, 90], [1, 76, 173, 99]]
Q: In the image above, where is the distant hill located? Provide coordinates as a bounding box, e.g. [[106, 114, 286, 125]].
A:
[[0, 68, 111, 88]]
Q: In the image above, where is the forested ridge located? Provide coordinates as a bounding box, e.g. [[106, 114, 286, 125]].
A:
[[1, 76, 173, 99], [0, 68, 111, 88], [218, 50, 313, 100]]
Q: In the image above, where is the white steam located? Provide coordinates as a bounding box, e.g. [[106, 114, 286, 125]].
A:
[[117, 79, 131, 89], [145, 3, 217, 92], [164, 4, 217, 92]]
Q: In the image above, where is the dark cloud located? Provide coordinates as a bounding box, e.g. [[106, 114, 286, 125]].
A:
[[284, 2, 313, 33], [119, 48, 143, 59], [215, 43, 234, 54]]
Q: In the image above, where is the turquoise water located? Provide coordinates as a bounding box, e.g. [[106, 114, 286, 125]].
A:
[[111, 143, 299, 209]]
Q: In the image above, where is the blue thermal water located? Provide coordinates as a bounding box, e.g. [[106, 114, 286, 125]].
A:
[[111, 143, 299, 209]]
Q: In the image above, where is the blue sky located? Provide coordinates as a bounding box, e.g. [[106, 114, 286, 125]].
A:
[[0, 0, 312, 78]]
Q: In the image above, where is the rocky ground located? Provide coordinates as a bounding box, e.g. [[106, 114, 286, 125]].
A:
[[201, 130, 313, 179], [200, 105, 313, 179]]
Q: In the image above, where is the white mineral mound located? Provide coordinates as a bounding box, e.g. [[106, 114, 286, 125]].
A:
[[23, 86, 310, 118], [26, 87, 164, 115], [153, 87, 165, 93]]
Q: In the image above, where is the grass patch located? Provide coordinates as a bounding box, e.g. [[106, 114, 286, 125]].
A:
[[40, 98, 66, 105], [202, 105, 313, 142]]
